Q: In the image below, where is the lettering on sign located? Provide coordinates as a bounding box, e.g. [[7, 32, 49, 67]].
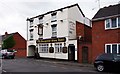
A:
[[36, 37, 66, 43]]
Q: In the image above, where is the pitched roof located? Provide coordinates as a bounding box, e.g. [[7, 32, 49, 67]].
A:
[[2, 32, 26, 41], [92, 4, 120, 21], [27, 3, 85, 20]]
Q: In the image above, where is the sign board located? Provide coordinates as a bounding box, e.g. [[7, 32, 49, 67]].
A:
[[36, 37, 66, 43]]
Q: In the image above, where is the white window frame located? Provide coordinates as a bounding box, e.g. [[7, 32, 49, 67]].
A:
[[105, 19, 111, 29], [118, 17, 120, 27], [30, 31, 33, 39], [39, 44, 49, 53], [55, 43, 62, 53], [39, 18, 43, 24], [105, 17, 120, 30], [51, 14, 57, 22], [52, 26, 57, 37], [105, 43, 120, 54]]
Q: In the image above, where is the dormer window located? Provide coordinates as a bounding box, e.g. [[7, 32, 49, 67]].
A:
[[51, 12, 57, 22], [105, 17, 120, 29]]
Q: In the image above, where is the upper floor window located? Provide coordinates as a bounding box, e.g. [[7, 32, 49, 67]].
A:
[[105, 19, 110, 28], [111, 18, 117, 28], [39, 16, 43, 24], [118, 17, 120, 27], [29, 30, 33, 40], [51, 24, 57, 37], [38, 25, 43, 36], [105, 17, 120, 29], [30, 19, 34, 25], [51, 12, 57, 22]]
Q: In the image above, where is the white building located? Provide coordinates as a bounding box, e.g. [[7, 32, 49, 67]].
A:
[[27, 4, 91, 61]]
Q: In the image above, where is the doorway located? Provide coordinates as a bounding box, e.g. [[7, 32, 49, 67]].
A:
[[28, 45, 36, 58], [82, 46, 88, 63], [68, 44, 75, 61]]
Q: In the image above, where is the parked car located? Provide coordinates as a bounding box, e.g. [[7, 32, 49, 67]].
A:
[[94, 53, 120, 72], [1, 49, 15, 59]]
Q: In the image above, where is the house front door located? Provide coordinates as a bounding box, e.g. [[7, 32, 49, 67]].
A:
[[82, 46, 88, 63], [68, 44, 75, 61]]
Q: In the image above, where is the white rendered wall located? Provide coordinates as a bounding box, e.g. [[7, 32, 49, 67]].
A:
[[43, 9, 69, 39], [68, 6, 91, 27], [68, 6, 84, 24], [57, 9, 69, 38], [43, 14, 51, 39]]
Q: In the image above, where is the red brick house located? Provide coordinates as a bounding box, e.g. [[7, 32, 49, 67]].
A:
[[92, 4, 120, 62], [76, 21, 92, 63], [2, 32, 26, 58]]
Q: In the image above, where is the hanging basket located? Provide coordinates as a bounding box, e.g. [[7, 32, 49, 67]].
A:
[[62, 47, 67, 53], [49, 47, 54, 53]]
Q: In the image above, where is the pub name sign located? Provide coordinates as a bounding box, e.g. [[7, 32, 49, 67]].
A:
[[36, 37, 66, 43]]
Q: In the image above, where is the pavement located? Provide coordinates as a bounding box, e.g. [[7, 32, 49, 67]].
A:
[[32, 58, 94, 68]]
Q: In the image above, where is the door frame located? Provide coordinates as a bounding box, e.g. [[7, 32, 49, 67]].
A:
[[82, 46, 88, 63], [68, 44, 75, 61]]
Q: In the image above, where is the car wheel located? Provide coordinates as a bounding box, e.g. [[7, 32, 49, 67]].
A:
[[97, 64, 104, 72]]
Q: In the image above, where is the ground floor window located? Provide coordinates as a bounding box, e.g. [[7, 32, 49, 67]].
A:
[[55, 43, 62, 53], [39, 44, 49, 53], [105, 44, 120, 54]]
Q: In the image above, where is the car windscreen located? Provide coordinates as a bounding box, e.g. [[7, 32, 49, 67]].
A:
[[7, 50, 14, 52], [114, 54, 120, 61], [96, 53, 114, 61]]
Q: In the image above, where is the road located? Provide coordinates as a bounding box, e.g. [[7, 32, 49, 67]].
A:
[[1, 58, 117, 74]]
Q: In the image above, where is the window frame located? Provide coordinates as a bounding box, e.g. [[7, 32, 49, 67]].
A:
[[38, 25, 43, 36], [39, 44, 49, 53], [30, 30, 34, 40], [105, 17, 120, 30], [51, 12, 57, 22], [51, 24, 57, 37], [105, 43, 120, 54], [55, 43, 62, 53]]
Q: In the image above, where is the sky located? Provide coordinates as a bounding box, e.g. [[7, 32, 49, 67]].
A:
[[0, 0, 119, 39]]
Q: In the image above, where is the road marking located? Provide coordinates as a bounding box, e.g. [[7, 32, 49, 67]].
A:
[[2, 70, 7, 72]]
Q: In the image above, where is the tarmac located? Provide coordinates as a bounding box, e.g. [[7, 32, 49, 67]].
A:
[[34, 58, 94, 68]]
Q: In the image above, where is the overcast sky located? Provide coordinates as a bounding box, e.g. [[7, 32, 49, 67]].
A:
[[0, 0, 119, 39]]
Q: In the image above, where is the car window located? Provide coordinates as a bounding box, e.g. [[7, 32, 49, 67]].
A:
[[96, 54, 113, 60], [7, 50, 14, 52], [114, 54, 120, 61]]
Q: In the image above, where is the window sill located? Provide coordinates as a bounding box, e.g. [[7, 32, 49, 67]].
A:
[[29, 39, 34, 41], [105, 27, 120, 30]]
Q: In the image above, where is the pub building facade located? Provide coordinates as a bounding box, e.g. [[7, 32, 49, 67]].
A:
[[27, 4, 91, 61]]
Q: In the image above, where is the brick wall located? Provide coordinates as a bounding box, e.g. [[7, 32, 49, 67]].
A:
[[76, 21, 92, 63], [92, 20, 120, 62], [11, 32, 26, 57]]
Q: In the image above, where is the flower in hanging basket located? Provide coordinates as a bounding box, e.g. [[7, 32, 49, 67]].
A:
[[62, 47, 67, 53], [49, 47, 54, 53]]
